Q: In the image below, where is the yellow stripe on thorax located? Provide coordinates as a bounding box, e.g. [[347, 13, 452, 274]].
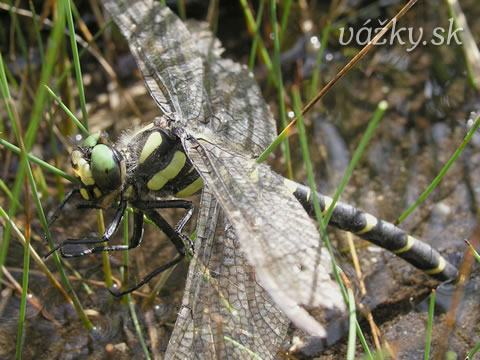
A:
[[175, 177, 204, 198], [139, 131, 163, 164], [147, 151, 186, 191]]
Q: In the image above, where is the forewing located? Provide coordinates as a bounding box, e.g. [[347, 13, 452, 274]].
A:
[[102, 0, 204, 126], [103, 1, 276, 157], [198, 57, 278, 158], [182, 20, 278, 157], [183, 138, 346, 337], [165, 188, 288, 359]]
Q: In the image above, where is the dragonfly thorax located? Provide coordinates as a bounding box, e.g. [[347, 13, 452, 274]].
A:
[[71, 124, 203, 207]]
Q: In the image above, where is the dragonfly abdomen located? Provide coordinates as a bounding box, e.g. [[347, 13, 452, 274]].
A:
[[283, 178, 459, 282]]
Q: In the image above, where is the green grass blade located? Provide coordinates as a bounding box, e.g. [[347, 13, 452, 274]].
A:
[[465, 240, 480, 264], [270, 0, 292, 178], [0, 179, 24, 211], [346, 286, 357, 360], [424, 289, 436, 360], [54, 22, 109, 91], [324, 100, 387, 224], [308, 22, 331, 100], [397, 115, 480, 223], [65, 0, 88, 130], [256, 123, 292, 164], [0, 206, 71, 300], [292, 88, 347, 301], [1, 0, 67, 276], [294, 88, 377, 358], [127, 293, 151, 360], [29, 1, 45, 64], [121, 211, 130, 302], [356, 319, 373, 360], [45, 85, 89, 136], [446, 0, 480, 90], [97, 209, 113, 289], [278, 0, 292, 49], [1, 53, 53, 358], [15, 186, 30, 360], [121, 214, 151, 359], [248, 0, 265, 70], [467, 341, 480, 360], [4, 0, 28, 67], [0, 29, 94, 333], [0, 138, 76, 182], [239, 0, 274, 78]]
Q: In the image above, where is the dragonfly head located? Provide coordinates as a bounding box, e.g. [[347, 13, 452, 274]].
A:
[[71, 132, 126, 204]]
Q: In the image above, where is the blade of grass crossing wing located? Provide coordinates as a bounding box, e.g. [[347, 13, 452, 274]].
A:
[[293, 89, 373, 358]]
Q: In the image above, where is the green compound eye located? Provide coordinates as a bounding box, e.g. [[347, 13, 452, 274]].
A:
[[91, 144, 122, 191]]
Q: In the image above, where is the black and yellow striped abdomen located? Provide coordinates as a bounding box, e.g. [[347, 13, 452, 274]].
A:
[[284, 179, 458, 282]]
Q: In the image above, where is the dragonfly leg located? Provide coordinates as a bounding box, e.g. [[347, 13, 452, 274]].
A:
[[45, 199, 128, 258], [109, 209, 188, 296]]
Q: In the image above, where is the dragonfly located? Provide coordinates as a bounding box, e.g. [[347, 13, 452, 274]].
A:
[[47, 0, 459, 358]]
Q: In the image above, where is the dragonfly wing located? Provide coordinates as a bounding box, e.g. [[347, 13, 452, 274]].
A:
[[183, 138, 346, 337], [103, 0, 276, 158], [165, 188, 288, 359], [103, 0, 205, 125], [199, 57, 278, 158]]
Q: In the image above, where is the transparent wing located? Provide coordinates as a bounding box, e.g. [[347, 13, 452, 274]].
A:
[[199, 57, 277, 158], [103, 0, 276, 158], [183, 138, 346, 337], [165, 188, 288, 359], [102, 0, 205, 126]]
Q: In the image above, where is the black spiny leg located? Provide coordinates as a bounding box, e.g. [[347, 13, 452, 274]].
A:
[[45, 199, 129, 258], [47, 188, 80, 228], [132, 199, 194, 231], [110, 209, 188, 297], [133, 198, 195, 252]]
